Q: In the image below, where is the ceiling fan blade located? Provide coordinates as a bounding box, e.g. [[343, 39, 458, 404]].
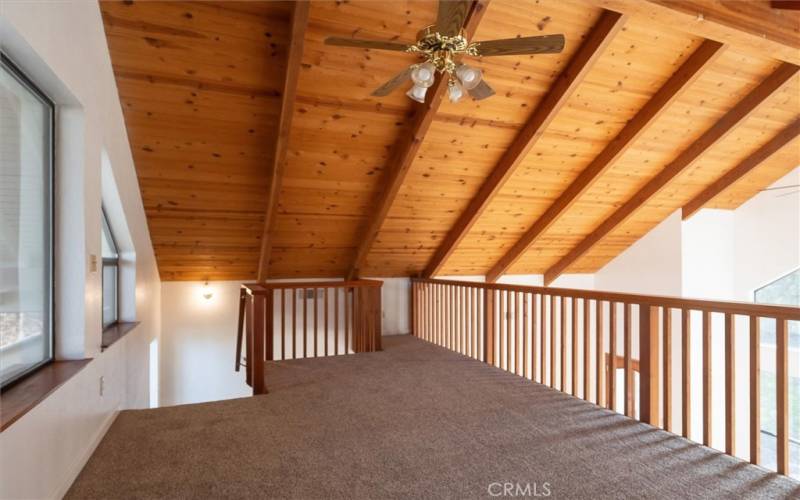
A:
[[473, 34, 565, 56], [436, 0, 471, 36], [467, 80, 495, 100], [324, 37, 411, 52], [371, 66, 413, 97]]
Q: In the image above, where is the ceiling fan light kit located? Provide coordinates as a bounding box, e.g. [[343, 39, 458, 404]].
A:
[[324, 0, 565, 104]]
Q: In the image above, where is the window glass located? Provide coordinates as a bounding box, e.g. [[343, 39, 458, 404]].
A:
[[754, 269, 799, 477], [101, 211, 118, 328], [0, 55, 54, 387]]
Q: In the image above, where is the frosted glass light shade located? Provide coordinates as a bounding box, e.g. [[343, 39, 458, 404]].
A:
[[448, 82, 463, 103], [411, 62, 436, 88], [456, 64, 482, 90], [406, 84, 428, 103]]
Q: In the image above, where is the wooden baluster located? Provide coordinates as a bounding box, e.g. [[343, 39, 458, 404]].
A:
[[409, 282, 419, 337], [703, 310, 712, 447], [725, 312, 735, 455], [584, 298, 590, 400], [302, 288, 308, 358], [324, 288, 329, 356], [266, 290, 275, 364], [508, 292, 519, 375], [499, 290, 505, 370], [749, 316, 760, 465], [524, 293, 530, 380], [624, 303, 633, 417], [572, 297, 578, 395], [314, 288, 319, 357], [292, 288, 297, 359], [541, 294, 546, 384], [460, 286, 465, 354], [334, 287, 340, 355], [640, 304, 659, 426], [663, 307, 672, 432], [596, 300, 605, 407], [253, 294, 266, 394], [474, 288, 478, 358], [441, 284, 445, 347], [484, 288, 494, 365], [776, 318, 788, 475], [461, 286, 466, 354], [550, 295, 556, 388], [511, 291, 516, 374], [530, 293, 539, 382], [424, 284, 429, 341], [432, 284, 436, 344], [609, 302, 617, 411], [452, 285, 457, 351], [561, 296, 567, 391], [448, 285, 453, 350], [345, 287, 351, 354], [470, 287, 475, 357], [682, 309, 692, 439], [280, 289, 286, 361]]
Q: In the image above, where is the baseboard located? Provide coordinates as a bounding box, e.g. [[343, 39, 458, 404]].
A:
[[51, 405, 120, 499]]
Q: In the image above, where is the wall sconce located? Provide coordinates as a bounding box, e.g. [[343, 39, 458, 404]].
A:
[[202, 282, 213, 300]]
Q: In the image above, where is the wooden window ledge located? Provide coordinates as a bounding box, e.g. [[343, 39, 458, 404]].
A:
[[0, 359, 92, 432], [101, 321, 140, 350]]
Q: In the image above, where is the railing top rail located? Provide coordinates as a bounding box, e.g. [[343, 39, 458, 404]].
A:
[[411, 277, 800, 320], [243, 279, 383, 294]]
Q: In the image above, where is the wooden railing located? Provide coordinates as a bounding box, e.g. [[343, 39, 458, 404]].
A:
[[237, 280, 383, 394], [410, 278, 800, 477]]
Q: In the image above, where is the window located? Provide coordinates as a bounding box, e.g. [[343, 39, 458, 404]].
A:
[[101, 209, 119, 328], [754, 268, 799, 477], [0, 54, 54, 388]]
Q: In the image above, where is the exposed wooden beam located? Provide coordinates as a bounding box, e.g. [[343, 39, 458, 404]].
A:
[[543, 62, 799, 285], [682, 118, 800, 219], [486, 39, 725, 283], [345, 0, 489, 280], [772, 0, 800, 10], [586, 0, 800, 65], [256, 2, 310, 282], [421, 9, 627, 279]]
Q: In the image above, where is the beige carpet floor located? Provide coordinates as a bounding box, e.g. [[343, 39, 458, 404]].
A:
[[67, 335, 800, 499]]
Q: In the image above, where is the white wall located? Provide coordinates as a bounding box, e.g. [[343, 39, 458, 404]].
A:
[[160, 281, 249, 407], [733, 167, 800, 301], [0, 2, 161, 498], [595, 211, 684, 296]]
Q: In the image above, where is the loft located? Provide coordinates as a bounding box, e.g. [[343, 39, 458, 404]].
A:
[[0, 1, 799, 498]]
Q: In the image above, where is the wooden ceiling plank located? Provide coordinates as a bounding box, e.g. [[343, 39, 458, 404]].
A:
[[682, 118, 800, 220], [543, 62, 800, 285], [256, 2, 310, 282], [485, 39, 726, 282], [344, 0, 490, 280], [586, 0, 800, 65], [422, 9, 627, 279]]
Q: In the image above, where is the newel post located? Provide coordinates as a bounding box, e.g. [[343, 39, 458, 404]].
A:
[[639, 303, 660, 425], [484, 289, 494, 365], [252, 293, 266, 395]]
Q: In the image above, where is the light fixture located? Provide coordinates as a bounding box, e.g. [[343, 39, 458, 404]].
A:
[[406, 84, 428, 103], [411, 62, 436, 87], [455, 63, 482, 90], [202, 281, 213, 300], [447, 80, 463, 103]]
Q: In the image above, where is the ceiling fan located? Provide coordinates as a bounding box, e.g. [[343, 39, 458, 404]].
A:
[[324, 0, 565, 103]]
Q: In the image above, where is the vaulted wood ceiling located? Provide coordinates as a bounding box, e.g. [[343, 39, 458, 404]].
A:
[[102, 0, 800, 282]]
